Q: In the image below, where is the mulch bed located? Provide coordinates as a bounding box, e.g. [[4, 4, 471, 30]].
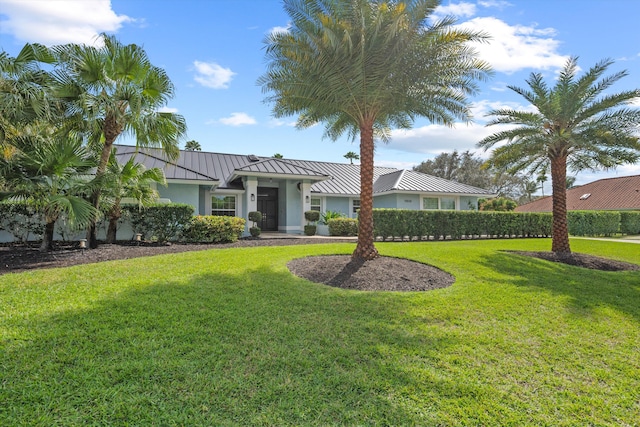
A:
[[508, 250, 640, 271]]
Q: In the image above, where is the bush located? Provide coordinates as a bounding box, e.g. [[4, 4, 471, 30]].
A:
[[320, 210, 345, 225], [0, 201, 44, 243], [304, 210, 320, 223], [328, 218, 358, 236], [182, 215, 245, 243], [126, 203, 194, 243], [620, 211, 640, 235], [567, 211, 620, 237], [248, 211, 262, 226]]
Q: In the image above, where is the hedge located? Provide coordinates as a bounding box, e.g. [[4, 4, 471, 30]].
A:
[[328, 218, 358, 236], [620, 211, 640, 235], [373, 209, 552, 240], [125, 203, 194, 243], [567, 211, 620, 237], [181, 215, 245, 243]]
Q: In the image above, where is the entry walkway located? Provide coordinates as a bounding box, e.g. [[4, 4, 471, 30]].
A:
[[573, 235, 640, 244], [259, 232, 357, 242]]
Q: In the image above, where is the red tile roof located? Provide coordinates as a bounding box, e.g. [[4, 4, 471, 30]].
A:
[[515, 175, 640, 212]]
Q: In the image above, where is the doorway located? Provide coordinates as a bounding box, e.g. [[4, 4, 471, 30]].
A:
[[257, 187, 278, 231]]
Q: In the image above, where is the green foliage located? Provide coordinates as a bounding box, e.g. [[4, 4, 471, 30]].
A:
[[373, 209, 552, 240], [303, 225, 317, 236], [181, 215, 245, 243], [304, 210, 320, 223], [248, 211, 262, 227], [320, 210, 345, 225], [479, 197, 517, 211], [328, 217, 358, 236], [567, 211, 621, 237], [620, 211, 640, 235], [249, 227, 261, 238], [0, 201, 44, 242], [126, 203, 194, 243]]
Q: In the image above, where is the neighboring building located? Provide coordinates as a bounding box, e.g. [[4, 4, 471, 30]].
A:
[[114, 145, 495, 234], [515, 175, 640, 212]]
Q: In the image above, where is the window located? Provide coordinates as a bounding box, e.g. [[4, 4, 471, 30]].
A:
[[352, 199, 360, 217], [423, 196, 456, 210], [310, 197, 321, 212], [211, 195, 236, 216], [423, 197, 439, 210], [440, 197, 456, 210]]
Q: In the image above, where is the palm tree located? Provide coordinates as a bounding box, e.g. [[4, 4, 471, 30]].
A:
[[479, 57, 640, 254], [259, 0, 491, 260], [185, 140, 201, 151], [344, 151, 359, 164], [0, 126, 98, 251], [51, 34, 187, 247], [101, 150, 166, 243]]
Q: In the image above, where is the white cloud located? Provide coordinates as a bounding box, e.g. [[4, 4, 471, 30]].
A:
[[478, 0, 512, 10], [219, 112, 257, 126], [157, 106, 178, 113], [268, 118, 297, 127], [0, 0, 132, 45], [433, 2, 477, 18], [269, 24, 291, 35], [459, 17, 569, 74], [193, 61, 236, 89]]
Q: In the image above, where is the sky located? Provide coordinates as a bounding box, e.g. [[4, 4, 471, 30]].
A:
[[1, 0, 639, 192]]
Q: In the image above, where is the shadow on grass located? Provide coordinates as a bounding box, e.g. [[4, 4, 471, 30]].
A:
[[479, 251, 640, 321], [2, 266, 460, 426]]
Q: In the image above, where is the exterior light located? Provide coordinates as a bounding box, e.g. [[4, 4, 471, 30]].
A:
[[305, 195, 310, 203], [135, 233, 142, 242], [251, 193, 255, 201], [79, 239, 87, 249]]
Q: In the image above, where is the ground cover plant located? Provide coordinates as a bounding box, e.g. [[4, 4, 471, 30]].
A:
[[1, 239, 639, 425]]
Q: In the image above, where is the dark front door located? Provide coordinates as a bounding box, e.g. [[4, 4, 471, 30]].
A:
[[257, 187, 278, 231]]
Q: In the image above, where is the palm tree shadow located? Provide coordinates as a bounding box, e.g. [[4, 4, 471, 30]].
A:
[[327, 257, 366, 287], [479, 251, 640, 321]]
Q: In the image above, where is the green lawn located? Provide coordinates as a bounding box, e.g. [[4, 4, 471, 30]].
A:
[[1, 239, 639, 426]]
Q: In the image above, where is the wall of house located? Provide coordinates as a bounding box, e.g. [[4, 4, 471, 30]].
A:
[[325, 197, 350, 217], [282, 180, 303, 232], [158, 183, 200, 211], [372, 194, 397, 208], [394, 194, 420, 210]]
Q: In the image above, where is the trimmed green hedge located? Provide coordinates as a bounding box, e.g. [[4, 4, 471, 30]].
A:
[[620, 211, 640, 235], [373, 209, 552, 240], [182, 215, 245, 243], [567, 211, 620, 237], [328, 218, 358, 236], [125, 203, 194, 243]]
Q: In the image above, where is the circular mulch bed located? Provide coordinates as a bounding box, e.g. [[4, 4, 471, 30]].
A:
[[508, 251, 640, 271], [287, 255, 455, 291]]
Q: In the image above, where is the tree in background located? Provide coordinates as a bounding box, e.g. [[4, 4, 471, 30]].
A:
[[344, 151, 359, 164], [273, 153, 283, 158], [479, 57, 640, 254], [51, 34, 187, 248], [185, 140, 201, 151], [260, 0, 491, 260], [478, 197, 517, 211]]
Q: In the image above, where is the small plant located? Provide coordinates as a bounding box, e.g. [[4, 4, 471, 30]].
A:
[[320, 210, 345, 225], [248, 211, 262, 238], [304, 210, 320, 236]]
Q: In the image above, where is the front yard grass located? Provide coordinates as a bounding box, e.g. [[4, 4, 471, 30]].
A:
[[1, 239, 639, 426]]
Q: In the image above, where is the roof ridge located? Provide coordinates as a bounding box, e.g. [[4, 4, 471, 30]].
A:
[[118, 147, 219, 181]]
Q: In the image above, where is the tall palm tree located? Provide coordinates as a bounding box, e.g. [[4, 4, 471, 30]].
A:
[[344, 151, 359, 164], [184, 140, 202, 151], [0, 126, 99, 252], [51, 34, 187, 247], [479, 57, 640, 254], [101, 150, 166, 243], [259, 0, 491, 260]]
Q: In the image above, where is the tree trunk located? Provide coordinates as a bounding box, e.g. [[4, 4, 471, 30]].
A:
[[550, 155, 571, 254], [87, 114, 121, 248], [40, 220, 55, 252], [106, 216, 119, 244], [352, 121, 379, 261]]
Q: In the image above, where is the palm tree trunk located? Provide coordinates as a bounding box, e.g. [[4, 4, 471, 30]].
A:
[[87, 114, 120, 248], [106, 216, 118, 244], [550, 155, 571, 254], [40, 220, 55, 252], [353, 122, 379, 261]]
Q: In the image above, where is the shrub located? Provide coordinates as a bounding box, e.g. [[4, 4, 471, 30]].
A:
[[304, 210, 320, 223], [328, 218, 358, 236], [0, 201, 44, 243], [248, 211, 262, 237], [182, 215, 245, 243], [126, 203, 194, 243], [567, 211, 620, 236], [620, 211, 640, 235], [320, 210, 345, 225]]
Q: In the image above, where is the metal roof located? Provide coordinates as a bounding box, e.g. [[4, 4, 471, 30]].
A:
[[113, 145, 495, 196]]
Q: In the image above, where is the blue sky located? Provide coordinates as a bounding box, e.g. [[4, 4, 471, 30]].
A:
[[1, 0, 639, 191]]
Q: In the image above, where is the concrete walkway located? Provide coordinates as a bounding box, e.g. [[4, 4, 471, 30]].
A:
[[572, 235, 640, 244]]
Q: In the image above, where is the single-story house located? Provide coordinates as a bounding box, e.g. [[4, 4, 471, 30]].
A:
[[114, 144, 495, 234], [515, 175, 640, 212]]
